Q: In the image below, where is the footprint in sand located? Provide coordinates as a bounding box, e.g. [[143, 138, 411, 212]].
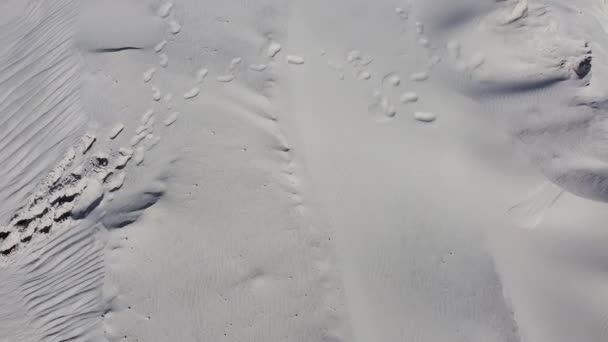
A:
[[168, 20, 181, 34], [249, 64, 267, 72], [159, 54, 169, 68], [382, 72, 401, 87], [133, 147, 145, 166], [140, 109, 154, 126], [400, 92, 419, 103], [108, 123, 125, 140], [164, 112, 179, 126], [164, 93, 173, 109], [414, 111, 436, 123], [267, 42, 282, 58], [154, 40, 167, 53], [286, 55, 305, 65], [183, 87, 200, 99], [357, 71, 372, 80], [196, 68, 208, 82], [157, 2, 173, 18], [143, 68, 156, 83], [145, 135, 161, 150], [346, 50, 362, 64], [395, 7, 409, 20], [82, 133, 96, 154], [229, 57, 242, 71], [369, 91, 397, 121], [468, 52, 485, 70], [107, 173, 126, 192], [152, 86, 162, 101], [130, 131, 148, 147], [115, 148, 133, 169], [410, 72, 429, 82], [217, 74, 235, 83], [418, 38, 430, 48], [415, 21, 424, 34]]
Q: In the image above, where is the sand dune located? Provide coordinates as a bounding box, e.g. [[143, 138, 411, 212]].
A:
[[1, 0, 608, 341]]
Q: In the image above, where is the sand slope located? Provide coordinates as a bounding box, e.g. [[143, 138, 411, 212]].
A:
[[1, 0, 608, 341]]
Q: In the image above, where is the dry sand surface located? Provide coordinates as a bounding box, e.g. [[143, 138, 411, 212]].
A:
[[0, 0, 608, 341]]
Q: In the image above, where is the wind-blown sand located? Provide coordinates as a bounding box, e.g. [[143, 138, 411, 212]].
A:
[[1, 0, 608, 341]]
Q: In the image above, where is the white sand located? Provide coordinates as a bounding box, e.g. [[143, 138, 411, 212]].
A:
[[0, 0, 607, 341]]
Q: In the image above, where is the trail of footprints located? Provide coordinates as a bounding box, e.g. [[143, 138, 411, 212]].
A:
[[0, 4, 481, 342], [0, 133, 134, 256], [143, 3, 305, 108], [320, 5, 491, 124], [0, 86, 177, 256], [1, 1, 493, 258], [0, 0, 312, 258], [1, 2, 474, 257], [327, 7, 444, 123], [0, 2, 491, 257]]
